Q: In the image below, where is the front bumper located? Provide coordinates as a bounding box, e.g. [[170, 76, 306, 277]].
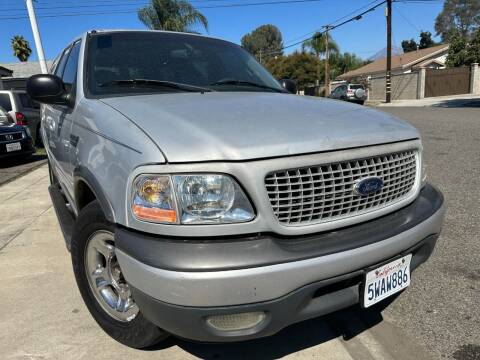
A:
[[116, 184, 445, 341]]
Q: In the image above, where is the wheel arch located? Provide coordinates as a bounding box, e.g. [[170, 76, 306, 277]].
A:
[[73, 165, 115, 223]]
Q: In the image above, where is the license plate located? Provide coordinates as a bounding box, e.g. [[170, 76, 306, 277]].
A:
[[6, 142, 21, 152], [363, 254, 412, 308]]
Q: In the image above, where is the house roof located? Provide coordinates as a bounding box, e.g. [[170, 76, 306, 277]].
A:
[[0, 61, 53, 78], [337, 44, 449, 80]]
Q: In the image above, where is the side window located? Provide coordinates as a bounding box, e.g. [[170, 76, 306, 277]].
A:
[[0, 94, 12, 112], [61, 41, 81, 94], [18, 93, 34, 109], [54, 47, 71, 77]]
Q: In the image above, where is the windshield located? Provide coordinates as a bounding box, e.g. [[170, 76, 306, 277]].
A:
[[86, 32, 284, 96], [349, 85, 364, 90]]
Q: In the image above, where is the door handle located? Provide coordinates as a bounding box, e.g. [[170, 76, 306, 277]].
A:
[[70, 134, 79, 147]]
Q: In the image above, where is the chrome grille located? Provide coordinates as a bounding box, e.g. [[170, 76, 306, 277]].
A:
[[265, 150, 418, 225], [0, 132, 23, 142]]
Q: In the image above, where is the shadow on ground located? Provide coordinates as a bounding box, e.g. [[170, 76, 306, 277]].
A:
[[146, 300, 396, 360], [431, 97, 480, 108], [0, 153, 47, 169], [0, 152, 47, 185]]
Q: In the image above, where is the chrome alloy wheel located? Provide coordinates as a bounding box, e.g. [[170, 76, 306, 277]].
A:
[[85, 230, 139, 322]]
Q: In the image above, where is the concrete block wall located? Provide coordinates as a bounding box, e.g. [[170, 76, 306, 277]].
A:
[[369, 72, 419, 100]]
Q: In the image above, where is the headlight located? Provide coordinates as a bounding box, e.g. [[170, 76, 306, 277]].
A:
[[131, 174, 255, 225], [132, 175, 178, 223]]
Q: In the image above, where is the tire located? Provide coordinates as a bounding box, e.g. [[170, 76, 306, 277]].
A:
[[71, 200, 168, 348]]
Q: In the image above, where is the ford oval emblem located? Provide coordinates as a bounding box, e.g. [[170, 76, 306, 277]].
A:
[[353, 177, 384, 196]]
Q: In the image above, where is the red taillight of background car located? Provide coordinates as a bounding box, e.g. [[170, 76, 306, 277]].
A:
[[15, 112, 27, 126]]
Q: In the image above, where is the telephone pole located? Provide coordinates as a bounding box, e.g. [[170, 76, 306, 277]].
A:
[[25, 0, 48, 74], [324, 26, 332, 97], [386, 0, 392, 103]]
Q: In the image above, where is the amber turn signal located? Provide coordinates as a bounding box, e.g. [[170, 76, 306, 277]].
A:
[[132, 205, 177, 223]]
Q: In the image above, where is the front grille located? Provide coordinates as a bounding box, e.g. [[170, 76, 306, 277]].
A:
[[265, 150, 418, 225], [0, 132, 23, 142]]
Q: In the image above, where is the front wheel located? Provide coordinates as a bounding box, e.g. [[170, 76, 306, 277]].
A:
[[71, 200, 168, 348]]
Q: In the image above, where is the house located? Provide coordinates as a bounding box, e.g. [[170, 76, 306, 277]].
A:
[[337, 44, 449, 82], [0, 66, 14, 90], [0, 61, 53, 90]]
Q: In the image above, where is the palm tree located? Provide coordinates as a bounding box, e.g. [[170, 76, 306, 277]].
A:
[[11, 35, 32, 62], [138, 0, 208, 33], [302, 32, 339, 92], [302, 32, 339, 59]]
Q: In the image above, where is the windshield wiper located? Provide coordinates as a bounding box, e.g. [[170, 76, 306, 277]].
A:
[[209, 80, 286, 93], [99, 79, 212, 93]]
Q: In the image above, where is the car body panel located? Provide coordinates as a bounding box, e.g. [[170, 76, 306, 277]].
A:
[[101, 92, 419, 163]]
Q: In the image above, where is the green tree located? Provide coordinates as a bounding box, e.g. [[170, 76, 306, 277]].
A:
[[329, 52, 367, 80], [435, 0, 480, 41], [302, 32, 339, 85], [419, 31, 436, 49], [401, 39, 418, 53], [138, 0, 208, 33], [446, 29, 480, 66], [11, 35, 32, 62], [302, 32, 339, 59], [264, 51, 320, 90], [241, 25, 283, 63]]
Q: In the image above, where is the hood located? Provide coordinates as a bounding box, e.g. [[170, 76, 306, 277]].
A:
[[101, 92, 419, 163]]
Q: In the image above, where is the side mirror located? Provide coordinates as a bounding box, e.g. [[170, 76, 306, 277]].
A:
[[279, 79, 297, 94], [26, 74, 69, 105]]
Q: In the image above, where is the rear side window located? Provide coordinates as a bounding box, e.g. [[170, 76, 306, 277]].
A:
[[17, 93, 35, 109], [0, 94, 12, 111]]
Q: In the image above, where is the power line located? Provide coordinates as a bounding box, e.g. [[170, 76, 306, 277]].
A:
[[0, 0, 330, 20], [281, 0, 383, 48], [263, 0, 387, 56]]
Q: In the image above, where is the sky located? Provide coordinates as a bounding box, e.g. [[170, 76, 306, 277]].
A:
[[0, 0, 445, 64]]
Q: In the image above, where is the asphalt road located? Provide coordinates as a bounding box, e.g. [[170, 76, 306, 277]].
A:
[[378, 107, 480, 360]]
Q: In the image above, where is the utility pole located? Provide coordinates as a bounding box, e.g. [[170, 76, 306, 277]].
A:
[[25, 0, 48, 74], [324, 26, 331, 97], [386, 0, 392, 103]]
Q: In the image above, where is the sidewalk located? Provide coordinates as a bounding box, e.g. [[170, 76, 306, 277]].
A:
[[0, 165, 433, 360]]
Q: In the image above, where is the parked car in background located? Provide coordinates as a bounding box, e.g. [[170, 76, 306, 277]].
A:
[[0, 107, 35, 159], [28, 30, 444, 349], [0, 90, 42, 146], [330, 83, 367, 105]]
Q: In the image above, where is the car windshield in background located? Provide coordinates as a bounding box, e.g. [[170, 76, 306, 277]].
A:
[[349, 85, 364, 90], [86, 32, 284, 96]]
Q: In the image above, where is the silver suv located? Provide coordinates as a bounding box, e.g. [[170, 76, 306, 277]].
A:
[[0, 90, 41, 146], [27, 30, 445, 348], [330, 83, 367, 105]]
